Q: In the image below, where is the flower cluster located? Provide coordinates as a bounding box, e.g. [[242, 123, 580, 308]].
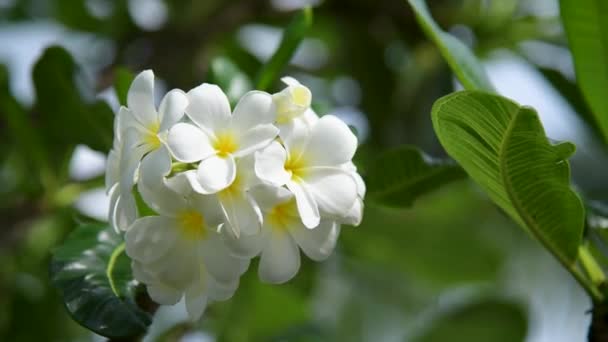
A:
[[106, 71, 365, 320]]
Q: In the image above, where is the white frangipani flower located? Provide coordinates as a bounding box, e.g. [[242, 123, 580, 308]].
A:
[[126, 149, 249, 320], [255, 115, 359, 228], [105, 72, 365, 320], [223, 185, 340, 284], [273, 77, 312, 124], [106, 70, 188, 231], [167, 86, 278, 194]]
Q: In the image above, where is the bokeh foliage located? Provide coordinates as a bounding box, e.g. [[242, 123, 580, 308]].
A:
[[2, 0, 604, 340]]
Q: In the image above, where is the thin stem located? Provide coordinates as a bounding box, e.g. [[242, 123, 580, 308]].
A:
[[580, 245, 607, 288]]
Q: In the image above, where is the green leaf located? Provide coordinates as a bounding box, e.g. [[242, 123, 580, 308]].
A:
[[114, 67, 135, 107], [432, 91, 584, 265], [208, 57, 253, 105], [560, 0, 608, 142], [366, 146, 467, 207], [414, 299, 527, 342], [50, 223, 152, 338], [255, 7, 313, 91], [406, 0, 495, 92], [0, 64, 49, 188], [33, 46, 114, 153]]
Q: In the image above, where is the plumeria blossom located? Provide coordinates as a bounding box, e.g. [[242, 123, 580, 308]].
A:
[[106, 72, 365, 321], [126, 150, 249, 320], [273, 77, 312, 125], [106, 70, 188, 231], [255, 115, 359, 228], [167, 85, 278, 194], [223, 185, 340, 284]]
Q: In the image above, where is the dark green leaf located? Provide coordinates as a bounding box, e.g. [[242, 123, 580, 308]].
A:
[[114, 67, 135, 107], [560, 0, 608, 142], [366, 145, 467, 207], [33, 46, 114, 153], [432, 91, 584, 264], [208, 57, 253, 105], [414, 299, 527, 342], [50, 223, 151, 338], [407, 0, 495, 92], [255, 7, 313, 91], [0, 64, 49, 189]]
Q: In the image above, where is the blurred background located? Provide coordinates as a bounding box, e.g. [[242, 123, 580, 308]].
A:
[[2, 0, 606, 341]]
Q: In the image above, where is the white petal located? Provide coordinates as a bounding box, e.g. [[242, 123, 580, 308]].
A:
[[139, 147, 172, 187], [125, 216, 178, 263], [222, 227, 266, 259], [132, 260, 156, 284], [290, 220, 340, 261], [254, 141, 290, 186], [219, 192, 262, 237], [279, 120, 310, 159], [200, 234, 250, 283], [305, 168, 358, 217], [286, 180, 320, 229], [233, 124, 279, 157], [105, 149, 120, 192], [249, 184, 293, 211], [119, 128, 149, 194], [352, 168, 366, 198], [159, 89, 188, 131], [184, 259, 209, 321], [207, 277, 239, 302], [259, 230, 301, 284], [116, 106, 139, 138], [127, 70, 158, 127], [138, 181, 186, 217], [188, 192, 226, 227], [196, 154, 237, 194], [147, 282, 183, 305], [304, 115, 357, 166], [109, 189, 138, 232], [186, 83, 231, 132], [185, 280, 208, 321], [234, 154, 261, 188], [167, 123, 215, 163], [146, 238, 198, 288], [341, 198, 363, 226], [231, 91, 276, 131]]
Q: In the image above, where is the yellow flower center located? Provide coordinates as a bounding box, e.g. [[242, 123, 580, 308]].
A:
[[292, 85, 311, 107], [267, 200, 297, 231], [144, 121, 161, 149], [213, 131, 238, 157], [177, 210, 207, 240], [284, 151, 308, 181]]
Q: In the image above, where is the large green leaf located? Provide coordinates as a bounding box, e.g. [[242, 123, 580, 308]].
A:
[[560, 0, 608, 142], [50, 223, 151, 338], [255, 7, 313, 91], [406, 0, 495, 92], [33, 46, 114, 153], [366, 146, 467, 207], [432, 91, 584, 264], [414, 299, 527, 342]]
